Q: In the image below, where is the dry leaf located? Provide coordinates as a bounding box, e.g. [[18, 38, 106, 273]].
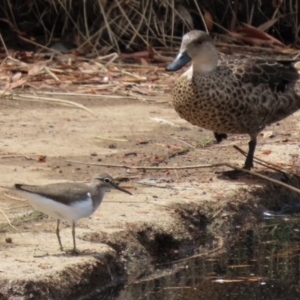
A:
[[131, 86, 157, 96], [37, 155, 47, 162], [121, 76, 147, 83], [5, 237, 12, 243], [140, 58, 148, 65], [204, 10, 214, 32], [176, 5, 194, 28], [262, 150, 272, 155], [262, 131, 274, 138], [230, 32, 272, 47], [16, 51, 34, 60], [121, 51, 149, 59], [237, 23, 284, 46], [214, 279, 243, 283], [9, 78, 27, 89], [12, 72, 22, 82], [228, 264, 251, 268], [247, 277, 264, 282], [257, 18, 279, 32], [38, 263, 48, 269], [148, 44, 154, 60], [274, 47, 300, 55], [168, 145, 183, 151], [28, 64, 45, 76]]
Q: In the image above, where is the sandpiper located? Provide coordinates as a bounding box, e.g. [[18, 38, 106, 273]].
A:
[[15, 173, 132, 253]]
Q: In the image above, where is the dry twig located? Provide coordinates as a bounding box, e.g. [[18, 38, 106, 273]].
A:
[[66, 159, 300, 195]]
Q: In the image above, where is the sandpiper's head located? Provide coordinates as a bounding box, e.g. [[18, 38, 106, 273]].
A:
[[166, 30, 218, 73], [91, 173, 132, 195]]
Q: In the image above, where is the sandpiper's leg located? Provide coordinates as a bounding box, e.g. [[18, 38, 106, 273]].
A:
[[214, 132, 228, 144], [71, 221, 77, 254], [56, 219, 63, 251], [244, 136, 257, 170]]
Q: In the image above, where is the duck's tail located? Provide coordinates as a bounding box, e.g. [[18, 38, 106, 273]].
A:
[[266, 81, 300, 125]]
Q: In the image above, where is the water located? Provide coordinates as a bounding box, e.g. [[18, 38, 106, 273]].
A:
[[83, 217, 300, 300]]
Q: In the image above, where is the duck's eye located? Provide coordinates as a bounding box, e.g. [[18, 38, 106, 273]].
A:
[[104, 178, 111, 183]]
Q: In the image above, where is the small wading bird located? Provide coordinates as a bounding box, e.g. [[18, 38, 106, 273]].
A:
[[166, 30, 300, 176], [15, 173, 131, 253]]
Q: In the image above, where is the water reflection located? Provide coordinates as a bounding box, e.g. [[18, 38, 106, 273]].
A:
[[85, 218, 300, 300]]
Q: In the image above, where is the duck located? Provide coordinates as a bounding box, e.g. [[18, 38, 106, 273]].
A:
[[166, 30, 300, 175]]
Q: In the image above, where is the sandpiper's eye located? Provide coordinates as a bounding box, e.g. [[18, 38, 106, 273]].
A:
[[104, 177, 111, 183]]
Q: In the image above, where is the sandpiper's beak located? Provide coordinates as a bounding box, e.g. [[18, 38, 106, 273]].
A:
[[114, 183, 132, 195], [166, 51, 191, 71]]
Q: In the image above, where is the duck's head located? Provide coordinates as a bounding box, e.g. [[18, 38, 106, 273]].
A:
[[166, 30, 218, 73]]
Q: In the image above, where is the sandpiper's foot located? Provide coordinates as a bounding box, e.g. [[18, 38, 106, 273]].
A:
[[65, 248, 79, 255]]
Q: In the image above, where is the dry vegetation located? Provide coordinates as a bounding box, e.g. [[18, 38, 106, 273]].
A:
[[0, 0, 298, 106], [0, 0, 299, 54]]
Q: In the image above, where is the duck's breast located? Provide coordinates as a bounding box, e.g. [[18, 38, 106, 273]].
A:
[[171, 69, 290, 134]]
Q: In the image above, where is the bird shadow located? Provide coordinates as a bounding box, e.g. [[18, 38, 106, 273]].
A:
[[34, 248, 107, 258], [216, 168, 298, 186]]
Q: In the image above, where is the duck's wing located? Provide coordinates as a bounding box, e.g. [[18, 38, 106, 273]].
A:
[[224, 58, 299, 92]]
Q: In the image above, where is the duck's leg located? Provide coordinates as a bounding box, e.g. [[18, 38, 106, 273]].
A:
[[221, 135, 257, 178], [244, 135, 257, 170], [214, 132, 228, 144]]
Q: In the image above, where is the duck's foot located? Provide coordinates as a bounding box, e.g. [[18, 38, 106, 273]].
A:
[[214, 132, 228, 144], [220, 169, 250, 179]]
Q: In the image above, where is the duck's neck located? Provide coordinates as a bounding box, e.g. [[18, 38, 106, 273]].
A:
[[192, 48, 218, 74]]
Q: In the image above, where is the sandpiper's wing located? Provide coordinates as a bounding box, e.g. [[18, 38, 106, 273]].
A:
[[15, 183, 91, 205]]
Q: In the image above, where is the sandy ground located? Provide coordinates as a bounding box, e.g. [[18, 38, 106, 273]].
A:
[[0, 95, 300, 298]]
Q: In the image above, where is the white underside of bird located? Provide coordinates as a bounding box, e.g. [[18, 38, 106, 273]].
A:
[[17, 191, 94, 223]]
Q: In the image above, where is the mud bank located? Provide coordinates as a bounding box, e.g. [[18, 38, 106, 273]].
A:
[[1, 183, 289, 300], [0, 97, 299, 299]]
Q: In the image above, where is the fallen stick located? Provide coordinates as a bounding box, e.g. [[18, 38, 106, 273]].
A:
[[66, 160, 225, 170], [66, 159, 300, 195], [233, 145, 294, 175]]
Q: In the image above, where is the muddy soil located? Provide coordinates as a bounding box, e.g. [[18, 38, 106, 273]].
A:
[[0, 95, 299, 299]]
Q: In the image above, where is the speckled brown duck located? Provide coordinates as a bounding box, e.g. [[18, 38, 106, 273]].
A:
[[166, 30, 300, 174]]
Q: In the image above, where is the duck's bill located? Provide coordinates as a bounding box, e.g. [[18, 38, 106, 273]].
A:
[[115, 184, 132, 195], [166, 51, 191, 71]]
